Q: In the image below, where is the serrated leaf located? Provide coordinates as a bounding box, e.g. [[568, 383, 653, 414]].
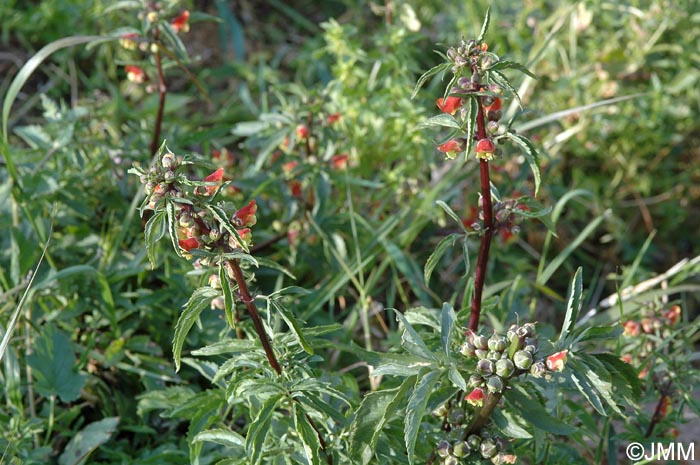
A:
[[487, 60, 537, 79], [246, 394, 282, 465], [396, 311, 437, 361], [414, 113, 462, 131], [271, 302, 313, 354], [411, 63, 450, 99], [440, 302, 457, 357], [348, 377, 414, 465], [578, 354, 624, 415], [193, 428, 245, 449], [219, 262, 235, 329], [594, 353, 642, 401], [560, 268, 583, 343], [435, 200, 466, 231], [464, 96, 478, 158], [490, 69, 522, 107], [165, 201, 183, 258], [568, 361, 606, 415], [477, 6, 491, 42], [27, 325, 86, 403], [58, 417, 119, 465], [294, 406, 322, 465], [254, 256, 296, 279], [425, 233, 461, 284], [514, 197, 556, 235], [173, 287, 219, 371], [405, 370, 441, 465], [506, 132, 542, 195]]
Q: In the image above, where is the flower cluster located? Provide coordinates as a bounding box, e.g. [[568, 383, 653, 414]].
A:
[[130, 147, 257, 261], [621, 305, 682, 379], [435, 431, 516, 465]]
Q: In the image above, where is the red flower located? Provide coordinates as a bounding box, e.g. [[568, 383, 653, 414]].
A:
[[171, 10, 190, 33], [475, 138, 496, 161], [125, 65, 146, 84], [204, 167, 225, 183], [465, 387, 485, 406], [664, 305, 681, 325], [623, 320, 641, 337], [436, 96, 463, 114], [234, 200, 258, 227], [546, 350, 568, 372], [296, 124, 309, 140], [484, 97, 502, 113], [327, 113, 341, 124], [331, 154, 349, 170], [621, 354, 633, 364], [282, 161, 298, 175], [289, 180, 303, 198], [437, 139, 465, 158], [178, 237, 200, 252]]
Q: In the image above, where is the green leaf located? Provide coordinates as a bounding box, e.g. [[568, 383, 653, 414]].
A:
[[577, 354, 624, 415], [514, 197, 556, 235], [448, 366, 467, 391], [477, 6, 491, 42], [172, 287, 219, 371], [506, 386, 577, 435], [405, 370, 441, 465], [165, 201, 183, 258], [567, 359, 606, 415], [440, 302, 457, 357], [396, 311, 438, 361], [58, 417, 120, 465], [506, 133, 542, 195], [194, 428, 245, 449], [294, 406, 322, 465], [435, 200, 467, 232], [424, 233, 461, 284], [593, 353, 642, 402], [246, 394, 282, 465], [413, 113, 462, 131], [411, 63, 450, 99], [27, 325, 86, 403], [254, 256, 296, 279], [144, 210, 166, 269], [464, 96, 478, 158], [490, 69, 522, 107], [219, 262, 236, 329], [271, 301, 313, 354], [487, 60, 537, 79], [559, 268, 583, 343], [491, 408, 532, 439], [348, 377, 414, 465]]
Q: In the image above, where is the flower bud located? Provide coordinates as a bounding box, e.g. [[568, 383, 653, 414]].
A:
[[486, 375, 504, 394], [475, 349, 489, 360], [480, 438, 498, 459], [522, 323, 536, 337], [477, 359, 494, 376], [444, 457, 459, 465], [474, 335, 489, 350], [433, 403, 449, 417], [163, 170, 176, 183], [530, 361, 546, 378], [487, 120, 500, 134], [209, 228, 221, 242], [208, 274, 221, 289], [448, 409, 465, 425], [460, 342, 476, 357], [437, 440, 451, 458], [487, 350, 500, 361], [524, 345, 538, 354], [468, 374, 484, 388], [467, 434, 481, 450], [487, 109, 502, 122], [145, 181, 156, 195], [161, 152, 177, 169], [514, 350, 533, 370], [495, 359, 515, 378], [452, 441, 470, 458], [546, 350, 568, 372]]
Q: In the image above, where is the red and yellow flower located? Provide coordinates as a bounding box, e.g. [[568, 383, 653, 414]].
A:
[[436, 96, 463, 114], [171, 10, 190, 33]]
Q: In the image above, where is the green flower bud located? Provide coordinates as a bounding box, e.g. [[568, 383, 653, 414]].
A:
[[460, 342, 476, 357], [164, 170, 176, 183], [448, 408, 465, 425], [433, 403, 449, 417], [475, 349, 489, 360], [522, 323, 536, 337], [474, 335, 489, 350], [480, 438, 498, 459], [468, 374, 484, 388], [161, 152, 177, 169], [495, 359, 515, 378], [467, 434, 481, 450], [145, 181, 156, 195], [487, 350, 501, 361], [486, 375, 504, 393], [530, 361, 546, 378], [437, 440, 451, 458], [477, 359, 494, 376], [209, 228, 221, 242], [525, 344, 538, 354], [514, 350, 533, 370], [452, 441, 470, 458], [444, 457, 459, 465]]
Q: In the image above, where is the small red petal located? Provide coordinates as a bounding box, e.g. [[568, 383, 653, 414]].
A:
[[178, 237, 199, 251], [204, 167, 225, 182]]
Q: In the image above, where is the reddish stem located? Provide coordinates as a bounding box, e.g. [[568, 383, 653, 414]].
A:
[[468, 96, 493, 332]]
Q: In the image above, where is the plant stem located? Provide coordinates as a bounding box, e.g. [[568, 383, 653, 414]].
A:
[[227, 259, 282, 375], [645, 379, 672, 437], [465, 392, 502, 436], [469, 97, 494, 332], [150, 27, 167, 155]]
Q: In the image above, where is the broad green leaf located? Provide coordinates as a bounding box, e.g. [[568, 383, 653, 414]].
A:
[[559, 268, 583, 343], [194, 428, 245, 449], [506, 133, 541, 195], [405, 370, 441, 465], [173, 287, 219, 371], [477, 6, 491, 42], [348, 377, 414, 465], [58, 417, 120, 465], [246, 394, 282, 465], [413, 113, 462, 131], [271, 301, 313, 354], [440, 302, 457, 357], [424, 233, 460, 284], [294, 405, 322, 465], [395, 311, 438, 361], [27, 325, 86, 403]]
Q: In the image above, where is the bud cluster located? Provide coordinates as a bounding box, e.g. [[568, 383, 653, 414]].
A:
[[434, 428, 515, 465], [446, 39, 492, 76], [130, 148, 258, 260]]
